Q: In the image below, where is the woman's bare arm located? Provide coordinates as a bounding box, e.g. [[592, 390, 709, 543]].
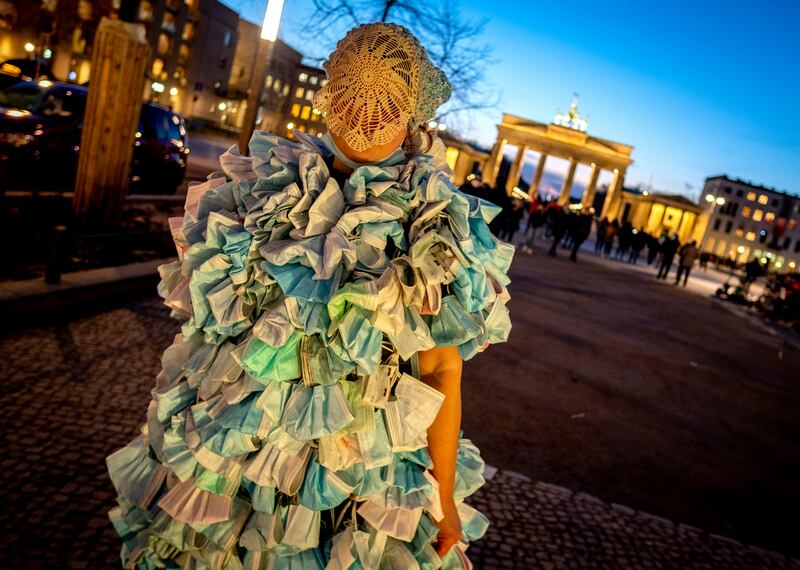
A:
[[418, 344, 463, 555]]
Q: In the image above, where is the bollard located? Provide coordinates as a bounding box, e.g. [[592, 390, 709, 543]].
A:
[[45, 225, 67, 285]]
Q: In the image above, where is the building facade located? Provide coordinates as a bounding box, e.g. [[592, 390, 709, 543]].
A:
[[701, 175, 800, 272], [281, 63, 327, 139]]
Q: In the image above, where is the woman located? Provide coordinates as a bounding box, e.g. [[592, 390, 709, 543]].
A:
[[106, 23, 513, 569]]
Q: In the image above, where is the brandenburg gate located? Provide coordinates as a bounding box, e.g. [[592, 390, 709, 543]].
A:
[[484, 99, 634, 218]]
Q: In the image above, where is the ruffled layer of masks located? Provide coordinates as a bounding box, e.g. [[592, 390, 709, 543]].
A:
[[108, 129, 513, 569]]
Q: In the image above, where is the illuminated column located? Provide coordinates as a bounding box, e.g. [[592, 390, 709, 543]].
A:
[[557, 159, 578, 206], [601, 167, 625, 218], [505, 145, 528, 196], [581, 162, 601, 207], [529, 153, 547, 199], [485, 137, 506, 187]]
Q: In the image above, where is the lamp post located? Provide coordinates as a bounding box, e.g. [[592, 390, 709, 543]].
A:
[[698, 193, 725, 255], [238, 0, 285, 155]]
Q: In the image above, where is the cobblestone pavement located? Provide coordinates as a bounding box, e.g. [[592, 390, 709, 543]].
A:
[[0, 296, 798, 569]]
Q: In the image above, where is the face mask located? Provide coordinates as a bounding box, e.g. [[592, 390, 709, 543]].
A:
[[107, 434, 167, 510], [357, 499, 422, 542], [281, 383, 355, 441], [356, 410, 393, 470], [298, 455, 353, 511], [322, 132, 407, 171], [454, 439, 486, 501], [384, 373, 445, 449], [241, 437, 311, 496]]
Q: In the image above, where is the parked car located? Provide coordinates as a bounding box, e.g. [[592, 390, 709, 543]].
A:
[[0, 80, 188, 193], [0, 58, 54, 91]]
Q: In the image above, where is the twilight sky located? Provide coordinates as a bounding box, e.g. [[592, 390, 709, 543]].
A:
[[226, 0, 799, 198]]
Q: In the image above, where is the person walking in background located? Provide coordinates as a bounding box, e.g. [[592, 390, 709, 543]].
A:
[[616, 221, 633, 259], [498, 198, 525, 242], [521, 196, 544, 254], [594, 217, 608, 253], [657, 234, 680, 280], [674, 240, 699, 286], [548, 205, 568, 257], [568, 208, 594, 262], [646, 232, 660, 265], [603, 219, 619, 256], [628, 229, 646, 264]]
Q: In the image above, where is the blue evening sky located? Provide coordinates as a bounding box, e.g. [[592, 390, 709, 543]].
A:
[[227, 0, 799, 198]]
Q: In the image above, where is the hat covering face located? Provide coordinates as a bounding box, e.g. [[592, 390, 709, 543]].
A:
[[314, 23, 451, 152]]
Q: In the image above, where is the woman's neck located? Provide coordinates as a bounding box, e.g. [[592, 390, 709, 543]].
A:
[[332, 156, 354, 174]]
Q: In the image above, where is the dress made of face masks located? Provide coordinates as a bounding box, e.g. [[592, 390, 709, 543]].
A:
[[106, 128, 514, 570]]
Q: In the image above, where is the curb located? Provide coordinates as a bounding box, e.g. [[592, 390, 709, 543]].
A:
[[0, 258, 173, 323]]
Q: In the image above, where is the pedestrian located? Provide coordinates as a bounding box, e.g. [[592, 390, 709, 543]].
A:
[[628, 229, 646, 264], [568, 208, 594, 262], [657, 234, 680, 280], [104, 23, 512, 566], [547, 204, 568, 257], [594, 217, 608, 253], [675, 240, 699, 286], [616, 221, 633, 259], [646, 233, 660, 265], [603, 219, 619, 256], [521, 195, 543, 254], [498, 198, 525, 242]]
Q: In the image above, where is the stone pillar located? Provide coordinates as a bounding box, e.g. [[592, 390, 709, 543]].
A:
[[485, 137, 506, 187], [581, 163, 601, 208], [73, 18, 149, 228], [557, 159, 578, 206], [529, 153, 547, 199], [505, 145, 528, 196], [601, 168, 624, 219]]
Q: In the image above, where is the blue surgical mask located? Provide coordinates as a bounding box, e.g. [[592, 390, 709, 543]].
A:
[[321, 132, 407, 169]]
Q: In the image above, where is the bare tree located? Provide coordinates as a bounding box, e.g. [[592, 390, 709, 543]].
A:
[[229, 0, 499, 135]]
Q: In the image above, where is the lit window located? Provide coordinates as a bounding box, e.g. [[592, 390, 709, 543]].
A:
[[305, 89, 314, 100], [282, 85, 289, 96], [758, 194, 768, 205], [157, 33, 171, 55], [752, 209, 763, 222], [301, 105, 311, 119], [742, 206, 751, 218], [274, 79, 281, 92], [265, 75, 273, 88], [290, 103, 300, 117], [745, 231, 756, 242], [298, 73, 308, 82], [765, 212, 775, 223], [735, 226, 744, 238], [310, 76, 318, 85], [295, 87, 304, 98], [138, 0, 154, 21], [746, 191, 756, 201], [178, 43, 190, 64], [182, 22, 195, 41], [298, 124, 306, 132], [151, 58, 164, 77], [162, 11, 176, 33]]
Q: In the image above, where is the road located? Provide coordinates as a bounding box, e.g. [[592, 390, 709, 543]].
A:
[[0, 243, 798, 568]]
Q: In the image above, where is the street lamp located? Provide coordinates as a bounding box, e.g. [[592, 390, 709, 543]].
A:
[[699, 194, 726, 254], [238, 0, 286, 155]]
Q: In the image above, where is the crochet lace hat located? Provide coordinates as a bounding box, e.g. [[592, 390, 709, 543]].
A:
[[314, 23, 452, 152]]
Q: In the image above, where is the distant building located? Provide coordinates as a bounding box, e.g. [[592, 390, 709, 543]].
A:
[[137, 0, 199, 111], [281, 63, 328, 139], [613, 188, 704, 243], [177, 0, 238, 124], [701, 175, 799, 272], [227, 18, 303, 132]]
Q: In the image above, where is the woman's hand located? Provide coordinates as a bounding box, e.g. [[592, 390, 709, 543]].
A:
[[435, 497, 463, 556]]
